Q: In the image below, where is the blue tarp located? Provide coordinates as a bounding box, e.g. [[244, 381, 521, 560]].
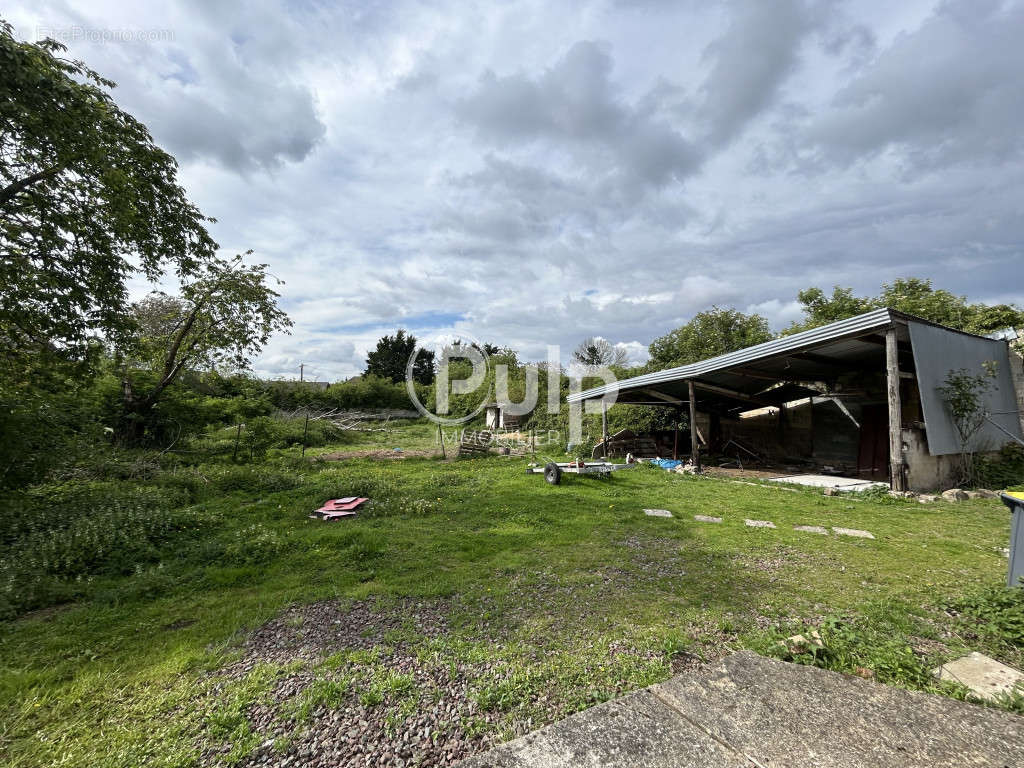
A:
[[650, 459, 683, 470]]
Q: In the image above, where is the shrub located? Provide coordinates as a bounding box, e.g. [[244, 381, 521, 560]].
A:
[[977, 444, 1024, 490], [0, 481, 208, 617], [945, 584, 1024, 647]]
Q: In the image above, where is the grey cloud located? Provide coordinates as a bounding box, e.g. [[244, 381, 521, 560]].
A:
[[696, 0, 813, 146], [146, 79, 325, 170], [457, 41, 700, 189], [806, 0, 1024, 171]]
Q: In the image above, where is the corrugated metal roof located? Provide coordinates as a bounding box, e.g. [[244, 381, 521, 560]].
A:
[[567, 308, 897, 403]]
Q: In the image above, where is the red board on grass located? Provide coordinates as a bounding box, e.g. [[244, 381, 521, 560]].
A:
[[318, 497, 367, 512]]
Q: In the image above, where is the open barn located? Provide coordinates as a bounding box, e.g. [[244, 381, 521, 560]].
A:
[[570, 309, 1024, 491]]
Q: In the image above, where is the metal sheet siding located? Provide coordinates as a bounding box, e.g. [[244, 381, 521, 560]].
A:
[[908, 321, 1023, 456], [567, 308, 896, 403]]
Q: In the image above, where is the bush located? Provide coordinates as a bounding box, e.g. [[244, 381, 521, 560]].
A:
[[0, 481, 210, 617], [977, 444, 1024, 490], [945, 584, 1024, 647]]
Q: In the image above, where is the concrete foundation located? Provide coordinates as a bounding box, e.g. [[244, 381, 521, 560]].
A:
[[458, 651, 1024, 767]]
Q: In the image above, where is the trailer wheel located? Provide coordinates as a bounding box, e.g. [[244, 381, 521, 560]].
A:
[[544, 462, 562, 485]]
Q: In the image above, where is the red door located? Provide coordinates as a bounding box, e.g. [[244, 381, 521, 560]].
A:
[[857, 405, 889, 480]]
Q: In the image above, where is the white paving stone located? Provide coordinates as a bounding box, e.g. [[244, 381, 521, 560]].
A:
[[831, 526, 875, 539], [794, 525, 829, 535], [745, 519, 776, 529], [644, 508, 673, 518], [694, 515, 723, 523], [934, 652, 1024, 701]]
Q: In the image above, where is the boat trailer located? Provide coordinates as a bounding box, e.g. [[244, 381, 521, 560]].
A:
[[526, 460, 633, 485]]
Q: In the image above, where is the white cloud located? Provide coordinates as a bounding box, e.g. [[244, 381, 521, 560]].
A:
[[7, 0, 1024, 380]]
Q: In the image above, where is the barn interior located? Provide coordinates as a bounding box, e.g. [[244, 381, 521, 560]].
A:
[[570, 309, 1024, 491]]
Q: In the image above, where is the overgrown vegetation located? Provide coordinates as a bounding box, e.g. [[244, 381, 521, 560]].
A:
[[0, 424, 1021, 766]]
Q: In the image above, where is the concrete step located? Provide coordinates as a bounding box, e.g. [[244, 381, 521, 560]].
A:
[[457, 650, 1024, 767]]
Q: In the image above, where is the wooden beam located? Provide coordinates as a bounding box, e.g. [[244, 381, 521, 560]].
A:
[[688, 380, 700, 470], [691, 380, 773, 407], [673, 411, 679, 461], [886, 328, 907, 491], [601, 400, 608, 458], [641, 388, 686, 405]]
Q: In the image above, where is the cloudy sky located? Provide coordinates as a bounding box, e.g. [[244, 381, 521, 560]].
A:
[[8, 0, 1024, 379]]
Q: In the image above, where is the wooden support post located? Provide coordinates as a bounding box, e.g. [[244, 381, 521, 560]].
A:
[[601, 400, 609, 458], [301, 412, 310, 457], [673, 410, 679, 460], [438, 421, 446, 460], [886, 328, 906, 491], [808, 395, 815, 460], [688, 380, 700, 470]]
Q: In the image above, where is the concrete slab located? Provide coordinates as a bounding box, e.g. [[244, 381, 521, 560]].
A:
[[460, 652, 1024, 767], [769, 474, 887, 492], [694, 515, 723, 523], [744, 519, 776, 528], [456, 687, 747, 768], [935, 651, 1024, 701], [654, 651, 1024, 767], [643, 508, 673, 518], [832, 526, 875, 539], [793, 525, 828, 535]]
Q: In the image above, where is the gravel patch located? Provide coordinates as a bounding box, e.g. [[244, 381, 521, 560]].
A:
[[202, 598, 501, 768]]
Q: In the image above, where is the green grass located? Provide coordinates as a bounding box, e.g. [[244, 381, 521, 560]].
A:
[[1, 420, 1022, 766]]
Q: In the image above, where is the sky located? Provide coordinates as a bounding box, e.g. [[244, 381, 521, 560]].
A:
[[7, 0, 1024, 381]]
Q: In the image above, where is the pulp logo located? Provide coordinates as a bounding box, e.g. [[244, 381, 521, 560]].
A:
[[404, 330, 619, 444]]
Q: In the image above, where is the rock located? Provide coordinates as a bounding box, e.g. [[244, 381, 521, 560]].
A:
[[918, 495, 938, 503], [965, 489, 999, 499], [942, 488, 969, 502], [778, 630, 825, 656], [823, 487, 837, 496]]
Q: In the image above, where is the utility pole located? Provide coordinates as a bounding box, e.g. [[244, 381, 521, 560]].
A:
[[299, 363, 305, 382]]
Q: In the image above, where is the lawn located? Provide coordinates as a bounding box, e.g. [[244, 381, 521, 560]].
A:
[[1, 420, 1021, 767]]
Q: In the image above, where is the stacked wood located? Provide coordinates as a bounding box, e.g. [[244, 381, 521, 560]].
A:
[[457, 429, 494, 457], [592, 429, 659, 458]]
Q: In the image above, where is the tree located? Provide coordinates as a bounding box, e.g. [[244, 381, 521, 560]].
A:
[[365, 330, 434, 385], [783, 286, 877, 334], [785, 278, 1024, 336], [572, 337, 628, 368], [648, 307, 773, 370], [938, 364, 998, 486], [117, 254, 291, 443], [0, 22, 217, 358]]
